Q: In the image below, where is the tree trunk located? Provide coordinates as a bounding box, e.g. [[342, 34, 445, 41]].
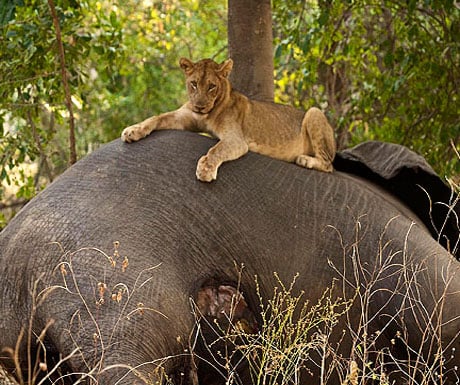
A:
[[228, 0, 274, 102]]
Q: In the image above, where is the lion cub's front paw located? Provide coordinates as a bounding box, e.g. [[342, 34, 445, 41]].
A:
[[121, 124, 146, 143], [196, 155, 218, 182]]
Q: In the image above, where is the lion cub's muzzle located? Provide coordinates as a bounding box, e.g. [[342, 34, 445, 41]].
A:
[[192, 104, 213, 114]]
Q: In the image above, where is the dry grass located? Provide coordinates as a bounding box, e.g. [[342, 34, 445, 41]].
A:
[[189, 217, 460, 385]]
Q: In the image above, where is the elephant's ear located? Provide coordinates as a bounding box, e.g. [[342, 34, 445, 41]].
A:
[[334, 141, 460, 260]]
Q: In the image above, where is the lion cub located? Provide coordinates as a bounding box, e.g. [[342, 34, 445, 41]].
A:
[[121, 58, 336, 182]]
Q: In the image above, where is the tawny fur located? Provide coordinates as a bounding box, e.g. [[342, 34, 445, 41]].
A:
[[121, 58, 336, 182]]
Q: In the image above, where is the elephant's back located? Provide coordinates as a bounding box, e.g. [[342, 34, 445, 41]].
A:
[[0, 131, 436, 289]]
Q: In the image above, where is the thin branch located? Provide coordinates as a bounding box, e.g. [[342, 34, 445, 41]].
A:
[[47, 0, 77, 165], [0, 71, 59, 86]]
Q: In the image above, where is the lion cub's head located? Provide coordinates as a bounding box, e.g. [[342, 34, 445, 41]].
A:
[[179, 57, 233, 114]]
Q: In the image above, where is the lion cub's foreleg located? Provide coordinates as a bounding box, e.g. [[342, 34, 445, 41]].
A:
[[295, 107, 336, 173], [121, 116, 158, 142], [196, 132, 249, 182], [121, 106, 194, 143]]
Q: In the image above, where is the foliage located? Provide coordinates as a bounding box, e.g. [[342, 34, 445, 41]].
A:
[[0, 0, 125, 225], [272, 0, 459, 179]]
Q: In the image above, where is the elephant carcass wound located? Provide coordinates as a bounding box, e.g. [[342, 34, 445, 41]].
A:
[[0, 131, 459, 385]]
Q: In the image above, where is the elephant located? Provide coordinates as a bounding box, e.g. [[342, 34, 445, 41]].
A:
[[0, 130, 459, 385]]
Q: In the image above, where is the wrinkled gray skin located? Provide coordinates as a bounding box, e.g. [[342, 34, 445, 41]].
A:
[[0, 131, 459, 385]]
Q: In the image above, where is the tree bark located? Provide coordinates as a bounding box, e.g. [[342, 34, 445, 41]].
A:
[[228, 0, 274, 102]]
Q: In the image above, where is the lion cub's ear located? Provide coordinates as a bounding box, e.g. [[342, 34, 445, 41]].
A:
[[179, 58, 195, 75], [218, 59, 233, 78]]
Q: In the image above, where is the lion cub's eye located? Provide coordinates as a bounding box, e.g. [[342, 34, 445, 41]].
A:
[[208, 84, 216, 92], [190, 81, 197, 90]]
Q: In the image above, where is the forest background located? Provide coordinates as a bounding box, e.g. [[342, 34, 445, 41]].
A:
[[0, 0, 459, 228]]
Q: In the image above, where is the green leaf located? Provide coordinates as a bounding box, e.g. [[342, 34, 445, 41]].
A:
[[0, 0, 23, 26], [110, 10, 117, 27], [274, 43, 283, 59]]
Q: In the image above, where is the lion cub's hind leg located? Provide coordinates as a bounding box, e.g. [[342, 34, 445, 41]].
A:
[[296, 107, 336, 173]]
